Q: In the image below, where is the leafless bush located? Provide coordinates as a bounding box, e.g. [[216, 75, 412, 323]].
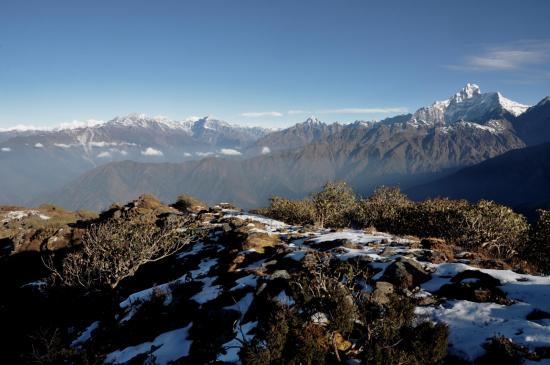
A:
[[48, 215, 196, 290]]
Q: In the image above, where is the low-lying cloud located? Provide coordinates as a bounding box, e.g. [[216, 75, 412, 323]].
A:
[[141, 147, 163, 156], [220, 148, 242, 156]]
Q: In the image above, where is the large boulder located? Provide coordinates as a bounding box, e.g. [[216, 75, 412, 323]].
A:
[[381, 257, 431, 289]]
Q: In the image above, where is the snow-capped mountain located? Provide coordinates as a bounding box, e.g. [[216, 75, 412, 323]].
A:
[[0, 114, 271, 205], [410, 83, 529, 126]]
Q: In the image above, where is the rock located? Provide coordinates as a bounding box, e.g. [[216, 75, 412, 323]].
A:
[[370, 281, 394, 305], [381, 257, 431, 289], [380, 247, 396, 257], [242, 232, 281, 253], [437, 270, 511, 305]]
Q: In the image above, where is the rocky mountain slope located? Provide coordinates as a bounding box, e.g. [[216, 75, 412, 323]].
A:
[[1, 197, 549, 364], [46, 112, 525, 211], [407, 141, 550, 218]]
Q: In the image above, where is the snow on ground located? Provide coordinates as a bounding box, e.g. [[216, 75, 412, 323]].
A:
[[417, 261, 550, 361], [1, 210, 50, 223], [191, 276, 223, 304], [71, 321, 100, 347], [223, 212, 290, 232], [105, 323, 193, 365]]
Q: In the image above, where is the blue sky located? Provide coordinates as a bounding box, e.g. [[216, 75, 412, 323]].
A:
[[1, 0, 549, 128]]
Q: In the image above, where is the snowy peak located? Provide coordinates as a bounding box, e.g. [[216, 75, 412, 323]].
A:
[[411, 83, 530, 126], [496, 93, 529, 117], [450, 83, 481, 104], [303, 116, 323, 125]]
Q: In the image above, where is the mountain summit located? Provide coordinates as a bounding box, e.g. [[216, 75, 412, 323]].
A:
[[411, 83, 529, 126]]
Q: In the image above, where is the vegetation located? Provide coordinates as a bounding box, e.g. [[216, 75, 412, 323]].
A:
[[260, 181, 543, 269], [47, 215, 196, 290], [172, 194, 207, 213], [242, 253, 449, 365]]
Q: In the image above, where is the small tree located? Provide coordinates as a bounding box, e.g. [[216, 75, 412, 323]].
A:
[[49, 215, 196, 290], [311, 182, 357, 228]]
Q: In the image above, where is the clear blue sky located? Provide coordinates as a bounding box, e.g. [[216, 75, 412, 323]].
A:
[[1, 0, 549, 128]]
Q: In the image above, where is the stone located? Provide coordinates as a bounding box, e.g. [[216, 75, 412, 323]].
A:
[[380, 257, 431, 289]]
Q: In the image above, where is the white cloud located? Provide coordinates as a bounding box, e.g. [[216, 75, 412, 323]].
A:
[[119, 150, 128, 156], [56, 119, 104, 130], [184, 152, 192, 157], [241, 111, 283, 118], [97, 151, 112, 158], [448, 40, 550, 71], [196, 151, 215, 157], [34, 143, 44, 148], [1, 147, 11, 152], [319, 107, 408, 114], [54, 143, 72, 148], [261, 146, 271, 155], [141, 147, 164, 156], [220, 148, 242, 156]]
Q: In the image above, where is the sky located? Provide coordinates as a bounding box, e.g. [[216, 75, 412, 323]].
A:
[[0, 0, 549, 128]]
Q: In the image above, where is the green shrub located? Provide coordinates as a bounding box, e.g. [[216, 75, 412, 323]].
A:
[[462, 200, 529, 258], [310, 181, 357, 228], [401, 198, 471, 240], [261, 196, 316, 226], [523, 210, 550, 274], [353, 186, 413, 231], [172, 194, 207, 213]]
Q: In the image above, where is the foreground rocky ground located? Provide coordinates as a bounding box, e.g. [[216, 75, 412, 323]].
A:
[[1, 197, 549, 364]]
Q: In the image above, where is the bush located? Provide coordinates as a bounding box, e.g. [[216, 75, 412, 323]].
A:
[[260, 196, 316, 226], [48, 215, 196, 290], [311, 181, 357, 228], [172, 194, 207, 213], [523, 210, 550, 274], [462, 200, 529, 258], [401, 198, 471, 240], [353, 186, 413, 231]]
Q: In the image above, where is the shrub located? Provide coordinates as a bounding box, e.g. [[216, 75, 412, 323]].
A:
[[47, 215, 196, 290], [172, 194, 207, 213], [476, 336, 527, 365], [259, 196, 316, 226], [523, 210, 550, 274], [354, 186, 413, 231], [311, 181, 357, 228], [462, 200, 529, 258], [401, 198, 471, 240]]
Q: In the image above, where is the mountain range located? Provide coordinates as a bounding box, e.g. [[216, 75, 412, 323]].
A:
[[2, 83, 549, 212]]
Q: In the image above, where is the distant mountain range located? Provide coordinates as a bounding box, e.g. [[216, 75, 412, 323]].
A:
[[0, 114, 270, 204], [2, 83, 549, 212]]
